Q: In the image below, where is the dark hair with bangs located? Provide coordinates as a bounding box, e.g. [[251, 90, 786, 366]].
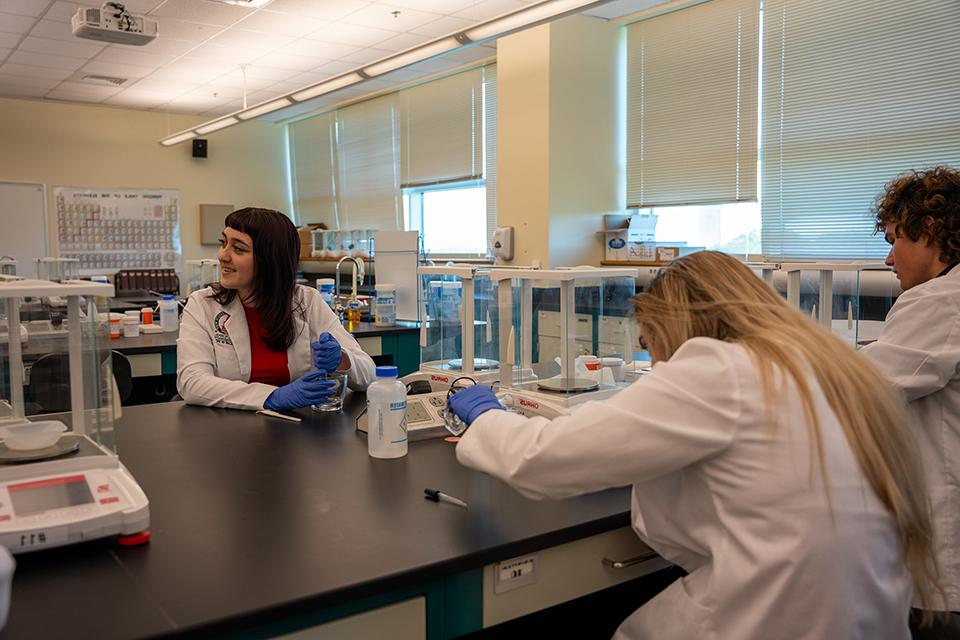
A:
[[873, 166, 960, 265], [209, 207, 303, 351]]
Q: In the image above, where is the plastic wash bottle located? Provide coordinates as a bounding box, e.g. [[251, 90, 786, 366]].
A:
[[367, 366, 408, 459]]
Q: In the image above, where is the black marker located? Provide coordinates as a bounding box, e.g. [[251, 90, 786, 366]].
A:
[[424, 488, 468, 509]]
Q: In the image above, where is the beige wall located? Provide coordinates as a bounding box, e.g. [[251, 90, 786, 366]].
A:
[[496, 15, 623, 267], [0, 97, 289, 267]]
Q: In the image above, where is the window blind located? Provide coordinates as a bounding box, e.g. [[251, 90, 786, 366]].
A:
[[762, 0, 960, 259], [626, 0, 759, 208], [399, 67, 483, 187], [288, 112, 338, 227], [335, 93, 402, 230], [483, 63, 497, 247]]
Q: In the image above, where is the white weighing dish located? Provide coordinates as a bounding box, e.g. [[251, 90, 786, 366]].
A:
[[0, 421, 67, 451]]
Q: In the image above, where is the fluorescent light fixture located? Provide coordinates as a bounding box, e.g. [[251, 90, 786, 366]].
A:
[[159, 0, 606, 146], [291, 72, 364, 102], [364, 37, 461, 77], [466, 0, 600, 42], [195, 116, 239, 135], [237, 97, 293, 120], [159, 130, 198, 146]]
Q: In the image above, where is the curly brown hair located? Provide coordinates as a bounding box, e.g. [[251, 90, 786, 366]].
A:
[[873, 166, 960, 265]]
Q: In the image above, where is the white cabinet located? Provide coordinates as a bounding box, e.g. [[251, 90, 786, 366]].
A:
[[482, 527, 670, 628]]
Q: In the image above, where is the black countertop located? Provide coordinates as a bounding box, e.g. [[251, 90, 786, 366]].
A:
[[0, 397, 631, 639]]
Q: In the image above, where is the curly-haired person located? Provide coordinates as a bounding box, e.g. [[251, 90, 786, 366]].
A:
[[861, 165, 960, 640]]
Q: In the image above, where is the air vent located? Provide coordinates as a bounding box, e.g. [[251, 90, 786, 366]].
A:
[[72, 72, 129, 87]]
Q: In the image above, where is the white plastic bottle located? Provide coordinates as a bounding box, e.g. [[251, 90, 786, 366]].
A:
[[374, 283, 396, 327], [159, 295, 179, 333], [367, 365, 408, 459]]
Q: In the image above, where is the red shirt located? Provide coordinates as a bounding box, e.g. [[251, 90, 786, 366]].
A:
[[243, 305, 290, 387]]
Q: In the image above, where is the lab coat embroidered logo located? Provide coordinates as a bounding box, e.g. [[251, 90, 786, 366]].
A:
[[214, 311, 232, 345]]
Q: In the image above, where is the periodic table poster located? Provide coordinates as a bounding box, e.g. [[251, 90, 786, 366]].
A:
[[53, 187, 181, 276]]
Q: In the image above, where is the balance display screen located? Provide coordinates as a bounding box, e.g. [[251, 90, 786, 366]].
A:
[[8, 475, 94, 516]]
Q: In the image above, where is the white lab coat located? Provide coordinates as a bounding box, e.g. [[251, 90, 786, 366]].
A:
[[457, 338, 912, 640], [861, 266, 960, 611], [177, 285, 375, 410]]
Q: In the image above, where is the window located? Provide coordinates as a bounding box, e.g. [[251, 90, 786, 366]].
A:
[[760, 0, 960, 259], [647, 202, 761, 256], [404, 181, 488, 257], [287, 63, 497, 258]]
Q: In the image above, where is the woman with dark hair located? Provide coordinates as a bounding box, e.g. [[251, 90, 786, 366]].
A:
[[177, 208, 375, 411]]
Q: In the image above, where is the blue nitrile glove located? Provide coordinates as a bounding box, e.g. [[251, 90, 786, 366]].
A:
[[312, 332, 343, 374], [448, 385, 503, 426], [264, 370, 336, 411]]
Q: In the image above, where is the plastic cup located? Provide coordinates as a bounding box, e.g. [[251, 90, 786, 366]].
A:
[[312, 372, 348, 413]]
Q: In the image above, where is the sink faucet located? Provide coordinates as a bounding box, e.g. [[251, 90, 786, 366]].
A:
[[335, 256, 365, 319]]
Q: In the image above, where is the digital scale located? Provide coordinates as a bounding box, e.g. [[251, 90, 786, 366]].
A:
[[0, 435, 149, 553], [0, 276, 150, 554], [357, 388, 457, 441]]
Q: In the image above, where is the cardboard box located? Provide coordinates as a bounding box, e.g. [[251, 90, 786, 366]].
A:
[[602, 214, 657, 261]]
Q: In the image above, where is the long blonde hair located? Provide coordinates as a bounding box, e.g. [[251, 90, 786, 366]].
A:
[[635, 251, 939, 610]]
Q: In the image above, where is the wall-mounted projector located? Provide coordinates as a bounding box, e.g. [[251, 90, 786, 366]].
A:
[[72, 3, 158, 46]]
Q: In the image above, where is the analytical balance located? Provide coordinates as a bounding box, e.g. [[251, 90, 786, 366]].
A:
[[490, 267, 642, 418], [358, 266, 501, 440], [0, 276, 149, 553]]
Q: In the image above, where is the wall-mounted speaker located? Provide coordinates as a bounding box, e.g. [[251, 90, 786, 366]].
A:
[[192, 139, 208, 158]]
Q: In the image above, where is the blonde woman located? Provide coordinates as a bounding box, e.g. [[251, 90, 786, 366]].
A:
[[449, 251, 937, 640]]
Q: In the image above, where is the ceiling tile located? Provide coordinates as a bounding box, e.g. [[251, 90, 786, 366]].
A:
[[81, 59, 156, 79], [406, 55, 462, 74], [8, 49, 85, 69], [50, 81, 122, 96], [373, 32, 431, 53], [184, 83, 242, 99], [454, 0, 527, 22], [383, 0, 475, 12], [0, 32, 16, 47], [284, 68, 333, 85], [93, 45, 177, 67], [0, 11, 37, 33], [313, 59, 357, 75], [409, 15, 474, 38], [234, 10, 328, 37], [28, 18, 82, 42], [306, 21, 396, 47], [104, 90, 168, 108], [265, 0, 371, 21], [252, 50, 328, 71], [209, 27, 294, 52], [341, 4, 439, 32], [184, 43, 260, 64], [0, 71, 59, 88], [151, 62, 236, 84], [135, 37, 197, 57], [19, 34, 105, 58], [42, 1, 81, 23], [128, 77, 198, 95], [0, 0, 49, 18], [336, 46, 391, 65], [207, 67, 297, 89], [277, 38, 358, 59], [239, 63, 301, 81], [153, 19, 223, 42], [583, 0, 666, 20], [0, 60, 71, 78], [255, 79, 302, 94], [0, 45, 8, 58], [148, 0, 252, 27], [0, 84, 45, 97]]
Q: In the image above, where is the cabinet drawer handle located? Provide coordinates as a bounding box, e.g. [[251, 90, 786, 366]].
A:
[[601, 550, 659, 569]]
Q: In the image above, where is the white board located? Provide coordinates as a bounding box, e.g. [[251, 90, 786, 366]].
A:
[[0, 182, 47, 277]]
